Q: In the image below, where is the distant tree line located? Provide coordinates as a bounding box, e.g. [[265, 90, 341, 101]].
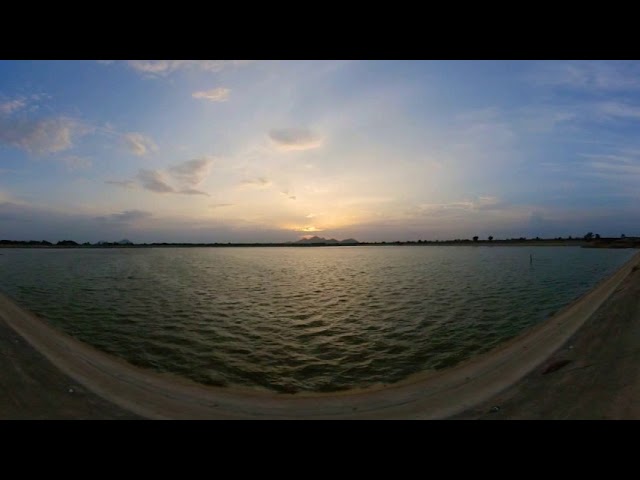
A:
[[1, 233, 638, 248], [0, 239, 53, 246]]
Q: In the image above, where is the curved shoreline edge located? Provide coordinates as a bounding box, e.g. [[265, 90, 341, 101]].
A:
[[1, 250, 639, 419]]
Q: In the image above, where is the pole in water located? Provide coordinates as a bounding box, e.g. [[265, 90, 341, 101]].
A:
[[530, 253, 533, 265]]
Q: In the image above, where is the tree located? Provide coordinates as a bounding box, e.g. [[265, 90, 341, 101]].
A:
[[473, 236, 479, 242], [584, 232, 593, 241], [488, 236, 493, 242], [621, 233, 626, 239], [595, 233, 601, 239]]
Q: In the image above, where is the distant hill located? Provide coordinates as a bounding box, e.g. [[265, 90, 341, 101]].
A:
[[56, 240, 79, 246], [295, 236, 359, 245]]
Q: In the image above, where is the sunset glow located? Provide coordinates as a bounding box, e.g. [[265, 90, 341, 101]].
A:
[[2, 60, 640, 243]]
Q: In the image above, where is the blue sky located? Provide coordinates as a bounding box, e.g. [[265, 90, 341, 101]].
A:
[[1, 60, 639, 242]]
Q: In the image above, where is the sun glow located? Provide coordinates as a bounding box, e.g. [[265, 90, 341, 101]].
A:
[[295, 226, 324, 233]]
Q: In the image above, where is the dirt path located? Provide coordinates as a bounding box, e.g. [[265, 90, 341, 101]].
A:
[[0, 318, 138, 419], [453, 263, 640, 419]]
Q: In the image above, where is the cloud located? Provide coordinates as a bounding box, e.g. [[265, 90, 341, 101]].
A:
[[596, 102, 640, 120], [0, 200, 307, 244], [531, 61, 640, 91], [0, 94, 87, 155], [474, 195, 503, 210], [241, 177, 271, 187], [62, 155, 92, 171], [0, 189, 26, 205], [586, 160, 640, 177], [415, 196, 504, 216], [0, 98, 27, 115], [168, 158, 213, 186], [105, 179, 136, 189], [192, 88, 230, 102], [136, 169, 175, 193], [0, 115, 82, 155], [296, 226, 323, 232], [123, 132, 157, 156], [454, 109, 515, 148], [455, 107, 501, 124], [210, 203, 233, 209], [415, 201, 475, 215], [126, 60, 251, 77], [515, 106, 578, 133], [279, 190, 296, 200], [268, 128, 323, 151], [178, 187, 209, 196], [133, 158, 213, 195], [97, 210, 152, 224]]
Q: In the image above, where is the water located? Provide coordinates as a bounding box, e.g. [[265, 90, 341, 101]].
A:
[[0, 246, 634, 393]]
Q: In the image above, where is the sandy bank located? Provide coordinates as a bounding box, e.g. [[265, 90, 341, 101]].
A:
[[1, 251, 639, 419], [454, 255, 640, 419]]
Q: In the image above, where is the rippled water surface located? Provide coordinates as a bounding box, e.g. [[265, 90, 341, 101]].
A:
[[0, 246, 634, 392]]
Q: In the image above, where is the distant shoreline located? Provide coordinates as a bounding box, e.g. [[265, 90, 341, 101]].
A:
[[0, 240, 638, 249]]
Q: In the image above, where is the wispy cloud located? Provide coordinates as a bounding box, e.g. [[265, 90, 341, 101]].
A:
[[296, 226, 324, 233], [126, 60, 251, 77], [515, 106, 578, 133], [123, 132, 157, 156], [97, 209, 152, 224], [62, 155, 92, 171], [415, 196, 504, 216], [104, 179, 136, 189], [168, 158, 213, 187], [279, 190, 296, 200], [0, 98, 27, 115], [595, 101, 640, 119], [473, 195, 503, 210], [0, 115, 84, 155], [589, 162, 640, 175], [192, 87, 230, 102], [583, 150, 640, 178], [178, 187, 209, 196], [0, 95, 88, 155], [128, 158, 214, 195], [454, 108, 515, 148], [136, 169, 175, 193], [531, 61, 640, 91], [0, 200, 300, 244], [210, 203, 233, 209], [241, 177, 272, 187], [269, 128, 323, 151]]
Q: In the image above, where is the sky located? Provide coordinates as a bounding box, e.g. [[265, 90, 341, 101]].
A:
[[1, 60, 640, 243]]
